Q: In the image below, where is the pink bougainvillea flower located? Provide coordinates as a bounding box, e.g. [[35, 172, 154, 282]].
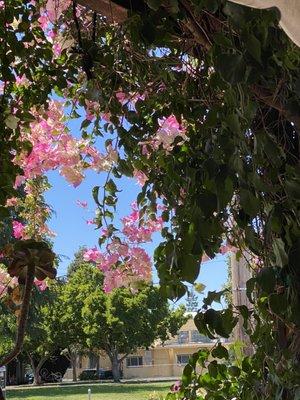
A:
[[139, 115, 188, 153], [133, 170, 148, 186], [116, 91, 128, 105], [34, 279, 48, 291], [38, 14, 50, 30], [5, 197, 18, 207], [46, 0, 71, 21], [76, 200, 88, 208], [12, 221, 26, 239], [86, 219, 96, 225], [52, 42, 62, 57], [171, 381, 181, 393], [121, 202, 163, 243], [14, 175, 25, 188], [83, 247, 103, 263]]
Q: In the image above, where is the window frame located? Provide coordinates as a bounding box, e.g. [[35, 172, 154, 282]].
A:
[[176, 354, 191, 365], [126, 356, 143, 368], [178, 330, 190, 344]]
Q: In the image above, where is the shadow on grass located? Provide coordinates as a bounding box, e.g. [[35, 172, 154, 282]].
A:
[[7, 382, 171, 399]]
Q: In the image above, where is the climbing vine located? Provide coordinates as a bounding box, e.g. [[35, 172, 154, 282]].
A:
[[0, 0, 300, 398]]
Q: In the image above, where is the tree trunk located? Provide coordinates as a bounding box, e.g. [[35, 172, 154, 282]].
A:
[[29, 354, 47, 386], [0, 387, 5, 400], [70, 352, 77, 382], [110, 352, 120, 382]]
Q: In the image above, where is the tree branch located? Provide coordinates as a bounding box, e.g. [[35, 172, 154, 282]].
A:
[[77, 0, 127, 22], [0, 263, 35, 367], [252, 85, 300, 133]]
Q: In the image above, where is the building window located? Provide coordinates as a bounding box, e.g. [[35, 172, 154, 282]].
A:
[[177, 354, 190, 365], [178, 331, 189, 344], [191, 330, 212, 343], [126, 356, 143, 367]]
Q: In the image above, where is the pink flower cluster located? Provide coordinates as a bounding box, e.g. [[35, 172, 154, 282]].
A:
[[116, 91, 145, 108], [13, 100, 118, 187], [0, 268, 17, 299], [83, 240, 152, 293], [45, 0, 71, 22], [83, 201, 164, 292], [34, 279, 48, 291], [140, 115, 188, 154], [12, 221, 26, 240], [133, 169, 148, 186], [121, 202, 163, 243]]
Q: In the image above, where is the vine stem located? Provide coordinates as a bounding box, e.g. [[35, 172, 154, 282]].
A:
[[0, 263, 35, 366]]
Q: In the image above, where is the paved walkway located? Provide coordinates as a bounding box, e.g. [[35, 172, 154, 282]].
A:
[[7, 377, 178, 391]]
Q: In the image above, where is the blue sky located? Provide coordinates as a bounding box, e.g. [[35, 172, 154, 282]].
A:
[[45, 167, 228, 307], [44, 114, 228, 307]]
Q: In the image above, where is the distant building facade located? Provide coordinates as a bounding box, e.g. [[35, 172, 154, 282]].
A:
[[64, 317, 230, 380]]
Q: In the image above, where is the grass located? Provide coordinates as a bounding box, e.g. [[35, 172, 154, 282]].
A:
[[6, 382, 172, 400]]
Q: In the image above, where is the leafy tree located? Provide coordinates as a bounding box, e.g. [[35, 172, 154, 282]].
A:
[[0, 285, 58, 385], [66, 264, 186, 381], [58, 262, 104, 379], [67, 247, 88, 277]]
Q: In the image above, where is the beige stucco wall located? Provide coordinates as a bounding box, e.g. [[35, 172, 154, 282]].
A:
[[63, 318, 230, 380]]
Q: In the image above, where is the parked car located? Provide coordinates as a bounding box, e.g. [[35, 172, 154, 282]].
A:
[[24, 373, 34, 384], [79, 369, 116, 381]]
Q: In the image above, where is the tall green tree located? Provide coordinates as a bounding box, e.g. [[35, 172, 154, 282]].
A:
[[66, 264, 186, 381], [83, 285, 186, 381], [0, 285, 58, 385]]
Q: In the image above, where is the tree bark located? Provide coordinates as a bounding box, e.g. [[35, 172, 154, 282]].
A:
[[28, 354, 48, 386], [0, 263, 35, 368], [109, 351, 121, 382], [69, 350, 77, 382]]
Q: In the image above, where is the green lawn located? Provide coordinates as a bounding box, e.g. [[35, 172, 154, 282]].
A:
[[6, 382, 172, 400]]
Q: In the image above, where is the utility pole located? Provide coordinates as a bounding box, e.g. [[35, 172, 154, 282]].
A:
[[230, 252, 253, 355]]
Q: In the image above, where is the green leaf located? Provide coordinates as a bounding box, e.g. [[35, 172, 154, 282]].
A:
[[180, 254, 200, 283], [92, 186, 101, 206], [105, 179, 118, 194], [211, 343, 229, 359], [246, 278, 256, 303], [216, 53, 246, 85], [5, 115, 20, 130], [208, 360, 218, 378], [228, 365, 241, 377], [182, 363, 193, 386], [226, 113, 241, 134], [194, 283, 206, 294], [269, 293, 288, 315], [272, 238, 288, 267], [245, 34, 261, 63], [146, 0, 161, 11], [285, 179, 300, 199], [194, 312, 215, 340], [256, 267, 276, 294], [203, 290, 227, 308], [240, 189, 260, 217]]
